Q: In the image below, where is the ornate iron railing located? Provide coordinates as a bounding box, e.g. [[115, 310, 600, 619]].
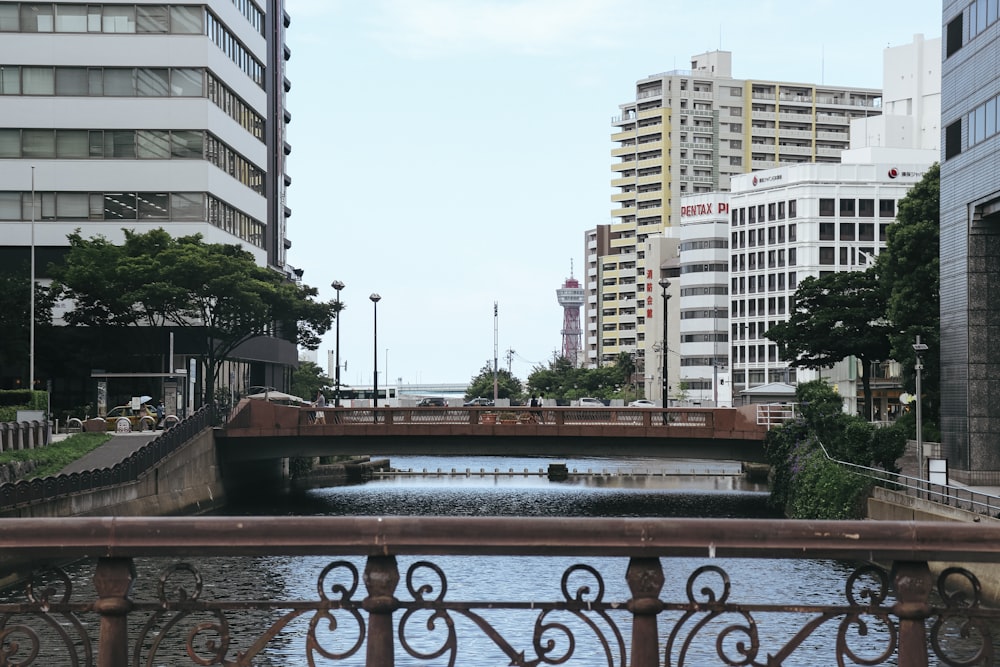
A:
[[0, 405, 215, 510], [1, 516, 999, 666]]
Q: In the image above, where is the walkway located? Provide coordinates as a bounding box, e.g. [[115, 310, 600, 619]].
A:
[[56, 433, 159, 475]]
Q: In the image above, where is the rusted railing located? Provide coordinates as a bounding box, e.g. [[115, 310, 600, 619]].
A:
[[1, 516, 999, 666]]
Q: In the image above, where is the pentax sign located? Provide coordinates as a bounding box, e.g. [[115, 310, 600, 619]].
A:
[[680, 201, 729, 218]]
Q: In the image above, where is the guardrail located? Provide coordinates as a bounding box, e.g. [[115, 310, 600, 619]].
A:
[[303, 406, 714, 427], [0, 516, 997, 666], [0, 405, 215, 510]]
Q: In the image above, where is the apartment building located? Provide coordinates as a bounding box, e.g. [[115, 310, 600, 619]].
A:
[[585, 50, 881, 369], [0, 1, 294, 405], [940, 1, 1000, 483]]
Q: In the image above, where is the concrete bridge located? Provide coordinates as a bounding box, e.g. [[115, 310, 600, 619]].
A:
[[216, 400, 772, 463]]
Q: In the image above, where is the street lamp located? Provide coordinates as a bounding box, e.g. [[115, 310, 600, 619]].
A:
[[370, 293, 381, 422], [913, 335, 928, 479], [331, 280, 345, 407], [659, 278, 671, 407]]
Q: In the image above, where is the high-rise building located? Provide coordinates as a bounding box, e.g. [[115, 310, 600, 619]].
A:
[[0, 1, 294, 405], [940, 1, 1000, 483], [586, 51, 882, 369]]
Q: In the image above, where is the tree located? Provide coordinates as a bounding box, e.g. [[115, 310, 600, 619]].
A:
[[465, 362, 523, 401], [291, 361, 332, 402], [51, 229, 336, 402], [766, 269, 891, 421], [0, 265, 57, 384], [525, 356, 635, 402], [876, 163, 940, 432]]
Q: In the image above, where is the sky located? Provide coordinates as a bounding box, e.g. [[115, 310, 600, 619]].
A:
[[282, 0, 942, 388]]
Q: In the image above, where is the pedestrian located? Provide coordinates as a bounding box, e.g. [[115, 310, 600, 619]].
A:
[[155, 399, 165, 428], [313, 389, 326, 424]]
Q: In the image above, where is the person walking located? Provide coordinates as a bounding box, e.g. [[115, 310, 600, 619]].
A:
[[313, 389, 327, 424]]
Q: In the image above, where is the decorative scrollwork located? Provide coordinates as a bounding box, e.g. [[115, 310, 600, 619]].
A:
[[0, 567, 92, 667], [308, 560, 366, 663], [930, 567, 994, 667], [0, 624, 42, 665]]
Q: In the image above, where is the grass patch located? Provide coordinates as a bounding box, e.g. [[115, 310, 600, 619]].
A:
[[0, 432, 113, 480]]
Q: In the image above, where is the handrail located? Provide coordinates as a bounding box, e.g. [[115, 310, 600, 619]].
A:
[[0, 516, 998, 666]]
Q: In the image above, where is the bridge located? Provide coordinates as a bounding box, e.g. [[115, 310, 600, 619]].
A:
[[216, 399, 771, 463]]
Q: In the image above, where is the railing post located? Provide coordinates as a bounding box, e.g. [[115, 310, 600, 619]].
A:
[[892, 560, 932, 667], [626, 557, 664, 667], [93, 557, 135, 667], [363, 555, 400, 666]]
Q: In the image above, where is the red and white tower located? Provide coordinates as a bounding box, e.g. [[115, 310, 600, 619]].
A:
[[556, 262, 585, 364]]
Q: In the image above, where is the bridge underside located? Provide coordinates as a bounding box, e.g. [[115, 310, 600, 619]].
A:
[[218, 402, 769, 464]]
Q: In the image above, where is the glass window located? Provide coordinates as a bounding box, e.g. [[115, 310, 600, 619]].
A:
[[171, 68, 203, 96], [21, 192, 40, 220], [104, 131, 136, 158], [136, 5, 168, 33], [56, 192, 88, 218], [839, 223, 855, 241], [138, 192, 169, 219], [54, 4, 86, 31], [839, 198, 855, 216], [819, 222, 835, 240], [879, 199, 895, 217], [819, 198, 835, 216], [137, 130, 170, 158], [104, 193, 137, 219], [104, 69, 135, 96], [788, 199, 797, 218], [858, 199, 875, 217], [56, 129, 88, 157], [171, 192, 204, 220], [88, 130, 104, 157], [0, 128, 18, 157], [86, 4, 100, 31], [170, 6, 202, 33], [136, 68, 168, 96], [0, 65, 20, 94], [55, 67, 88, 95], [819, 247, 835, 265], [859, 223, 875, 242], [0, 4, 18, 31], [988, 98, 998, 138], [22, 66, 54, 94], [0, 192, 19, 219], [171, 130, 203, 158], [21, 4, 54, 32], [102, 5, 135, 32], [22, 129, 55, 158]]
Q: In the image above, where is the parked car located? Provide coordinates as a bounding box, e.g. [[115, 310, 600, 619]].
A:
[[628, 399, 656, 408], [105, 404, 157, 431], [463, 397, 494, 407], [578, 397, 605, 407], [417, 397, 447, 407]]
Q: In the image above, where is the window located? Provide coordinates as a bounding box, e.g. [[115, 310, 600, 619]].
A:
[[879, 199, 895, 217], [55, 67, 87, 95], [946, 13, 963, 57], [170, 6, 203, 34], [0, 129, 18, 157], [788, 199, 797, 218], [820, 247, 835, 265], [819, 198, 835, 216], [55, 130, 88, 158], [839, 198, 855, 217], [22, 129, 55, 158], [788, 224, 796, 242], [840, 223, 855, 241], [879, 224, 888, 242], [768, 203, 776, 221], [777, 201, 785, 219], [102, 5, 135, 32], [788, 248, 796, 265], [137, 68, 169, 96], [819, 223, 835, 240], [859, 198, 875, 217], [859, 223, 875, 242], [54, 4, 87, 31], [22, 66, 54, 95], [136, 5, 168, 33], [840, 247, 849, 265], [0, 4, 17, 31], [945, 119, 962, 160], [21, 4, 54, 31]]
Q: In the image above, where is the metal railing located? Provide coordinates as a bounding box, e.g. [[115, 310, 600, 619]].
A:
[[1, 516, 998, 666], [303, 406, 714, 428], [0, 405, 215, 510]]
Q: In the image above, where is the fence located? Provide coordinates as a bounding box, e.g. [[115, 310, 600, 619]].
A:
[[0, 516, 998, 666], [0, 420, 48, 453]]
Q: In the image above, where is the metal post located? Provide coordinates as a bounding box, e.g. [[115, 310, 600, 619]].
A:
[[913, 336, 927, 482], [891, 560, 932, 667], [659, 278, 671, 407], [93, 557, 135, 667], [370, 293, 381, 422], [332, 281, 345, 407], [364, 555, 400, 666], [626, 557, 664, 667], [29, 166, 35, 392]]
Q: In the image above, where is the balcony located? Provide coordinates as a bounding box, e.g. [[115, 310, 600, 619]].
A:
[[0, 516, 997, 667]]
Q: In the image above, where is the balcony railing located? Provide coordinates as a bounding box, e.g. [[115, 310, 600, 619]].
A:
[[1, 516, 999, 666]]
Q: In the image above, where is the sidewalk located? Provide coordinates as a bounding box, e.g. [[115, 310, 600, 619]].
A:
[[57, 432, 159, 476]]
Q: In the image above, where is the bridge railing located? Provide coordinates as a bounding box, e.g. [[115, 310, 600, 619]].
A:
[[0, 516, 997, 666], [305, 406, 717, 428]]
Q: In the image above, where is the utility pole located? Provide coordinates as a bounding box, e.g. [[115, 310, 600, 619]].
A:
[[493, 302, 499, 402]]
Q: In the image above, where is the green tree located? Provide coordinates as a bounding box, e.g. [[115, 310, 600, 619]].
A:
[[465, 362, 523, 402], [0, 265, 57, 383], [51, 229, 335, 402], [876, 163, 940, 434], [291, 360, 332, 402], [766, 269, 891, 421]]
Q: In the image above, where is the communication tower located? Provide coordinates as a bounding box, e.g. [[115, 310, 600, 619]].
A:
[[556, 261, 585, 364]]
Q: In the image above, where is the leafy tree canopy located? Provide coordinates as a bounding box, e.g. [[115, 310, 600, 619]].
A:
[[51, 229, 336, 401], [766, 269, 891, 420], [525, 355, 637, 401], [290, 360, 332, 402], [0, 264, 57, 378], [465, 362, 523, 401]]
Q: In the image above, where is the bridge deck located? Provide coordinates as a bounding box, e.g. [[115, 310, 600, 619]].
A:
[[217, 401, 771, 462]]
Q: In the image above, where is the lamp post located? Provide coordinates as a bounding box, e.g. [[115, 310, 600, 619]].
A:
[[370, 293, 381, 422], [331, 280, 345, 407], [913, 335, 928, 480], [659, 278, 671, 407]]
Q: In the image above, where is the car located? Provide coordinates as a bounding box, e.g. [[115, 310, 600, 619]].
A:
[[628, 399, 656, 408], [417, 397, 447, 407], [463, 397, 494, 407], [578, 397, 605, 407], [105, 404, 158, 431]]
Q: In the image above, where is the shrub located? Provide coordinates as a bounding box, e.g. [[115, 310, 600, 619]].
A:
[[788, 447, 872, 520]]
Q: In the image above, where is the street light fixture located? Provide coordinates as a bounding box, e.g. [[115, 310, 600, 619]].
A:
[[370, 293, 381, 423], [659, 278, 671, 407], [913, 335, 928, 479], [331, 280, 345, 407]]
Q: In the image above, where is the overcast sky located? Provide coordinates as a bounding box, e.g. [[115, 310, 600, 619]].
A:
[[282, 0, 942, 388]]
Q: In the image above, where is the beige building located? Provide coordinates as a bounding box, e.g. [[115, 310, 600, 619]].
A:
[[585, 51, 882, 370]]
